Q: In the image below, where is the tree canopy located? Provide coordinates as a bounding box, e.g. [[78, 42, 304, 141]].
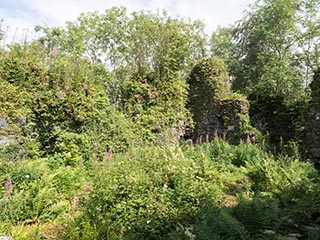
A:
[[211, 0, 320, 100]]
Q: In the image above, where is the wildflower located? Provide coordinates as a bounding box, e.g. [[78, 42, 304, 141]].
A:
[[10, 156, 14, 162], [186, 139, 193, 147], [93, 146, 98, 153], [4, 176, 13, 200], [17, 148, 26, 160], [239, 138, 243, 144], [163, 183, 168, 190], [5, 177, 13, 190], [93, 146, 99, 162], [131, 151, 136, 159], [103, 149, 113, 163], [206, 134, 209, 142]]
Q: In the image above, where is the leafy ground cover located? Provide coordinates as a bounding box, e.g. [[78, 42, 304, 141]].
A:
[[1, 2, 320, 239], [1, 138, 319, 239]]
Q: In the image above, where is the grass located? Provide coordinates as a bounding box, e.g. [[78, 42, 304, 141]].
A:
[[0, 138, 319, 239]]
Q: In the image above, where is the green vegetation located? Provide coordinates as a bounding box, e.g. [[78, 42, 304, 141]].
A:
[[1, 0, 320, 239], [2, 139, 320, 239]]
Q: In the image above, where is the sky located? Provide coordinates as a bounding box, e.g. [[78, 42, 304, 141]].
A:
[[0, 0, 255, 42]]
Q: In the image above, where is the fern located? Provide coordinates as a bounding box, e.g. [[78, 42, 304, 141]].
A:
[[234, 195, 283, 235], [195, 204, 250, 240], [305, 225, 320, 240]]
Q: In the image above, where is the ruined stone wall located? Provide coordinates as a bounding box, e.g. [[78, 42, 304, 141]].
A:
[[306, 68, 320, 164], [0, 116, 26, 146], [191, 97, 250, 143], [187, 57, 253, 143]]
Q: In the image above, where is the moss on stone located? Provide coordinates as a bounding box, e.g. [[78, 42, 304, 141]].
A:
[[187, 56, 257, 143]]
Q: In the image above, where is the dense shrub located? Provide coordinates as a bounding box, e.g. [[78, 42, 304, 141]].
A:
[[1, 136, 320, 239], [249, 94, 308, 147], [123, 71, 190, 143], [1, 8, 320, 239], [58, 139, 320, 239], [66, 145, 224, 239], [0, 43, 136, 158]]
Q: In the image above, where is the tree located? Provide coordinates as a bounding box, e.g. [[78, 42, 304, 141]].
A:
[[210, 0, 319, 100], [34, 8, 208, 142], [230, 0, 305, 98], [210, 27, 236, 66], [35, 7, 207, 108], [0, 41, 135, 157], [296, 0, 320, 84]]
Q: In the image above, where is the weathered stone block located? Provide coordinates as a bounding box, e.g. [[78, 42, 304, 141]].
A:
[[0, 117, 8, 129]]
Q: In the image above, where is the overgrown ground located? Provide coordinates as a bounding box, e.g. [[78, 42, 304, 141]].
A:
[[1, 2, 320, 239], [1, 138, 320, 239]]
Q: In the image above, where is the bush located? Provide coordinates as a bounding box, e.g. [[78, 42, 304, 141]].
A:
[[66, 145, 224, 239]]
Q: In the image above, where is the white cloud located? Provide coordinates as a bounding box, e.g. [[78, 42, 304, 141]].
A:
[[1, 0, 255, 41], [20, 0, 154, 26], [0, 7, 41, 43]]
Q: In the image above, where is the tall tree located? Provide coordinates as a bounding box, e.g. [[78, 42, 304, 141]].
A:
[[35, 7, 207, 107], [35, 7, 208, 141], [296, 0, 320, 84], [232, 0, 304, 98], [211, 0, 320, 100]]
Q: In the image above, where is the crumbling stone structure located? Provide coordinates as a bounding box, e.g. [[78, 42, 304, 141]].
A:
[[187, 57, 252, 143], [192, 97, 250, 142], [306, 68, 320, 165]]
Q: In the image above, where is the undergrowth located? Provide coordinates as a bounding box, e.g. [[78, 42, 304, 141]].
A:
[[1, 138, 319, 239]]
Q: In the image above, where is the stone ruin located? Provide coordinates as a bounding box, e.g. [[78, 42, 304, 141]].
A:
[[305, 68, 320, 166], [0, 116, 26, 146], [190, 97, 250, 143], [187, 57, 252, 143]]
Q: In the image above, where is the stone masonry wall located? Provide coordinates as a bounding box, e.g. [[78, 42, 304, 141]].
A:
[[191, 97, 250, 143], [306, 68, 320, 164]]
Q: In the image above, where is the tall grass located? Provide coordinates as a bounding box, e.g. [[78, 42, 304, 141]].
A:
[[1, 138, 319, 239]]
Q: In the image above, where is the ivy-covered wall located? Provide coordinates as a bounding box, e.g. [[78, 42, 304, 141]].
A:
[[249, 94, 307, 146], [187, 57, 252, 143], [306, 68, 320, 165], [0, 43, 137, 159], [192, 97, 250, 142]]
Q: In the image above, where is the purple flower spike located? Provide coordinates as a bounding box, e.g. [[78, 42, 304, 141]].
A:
[[5, 177, 13, 190], [94, 146, 98, 153]]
